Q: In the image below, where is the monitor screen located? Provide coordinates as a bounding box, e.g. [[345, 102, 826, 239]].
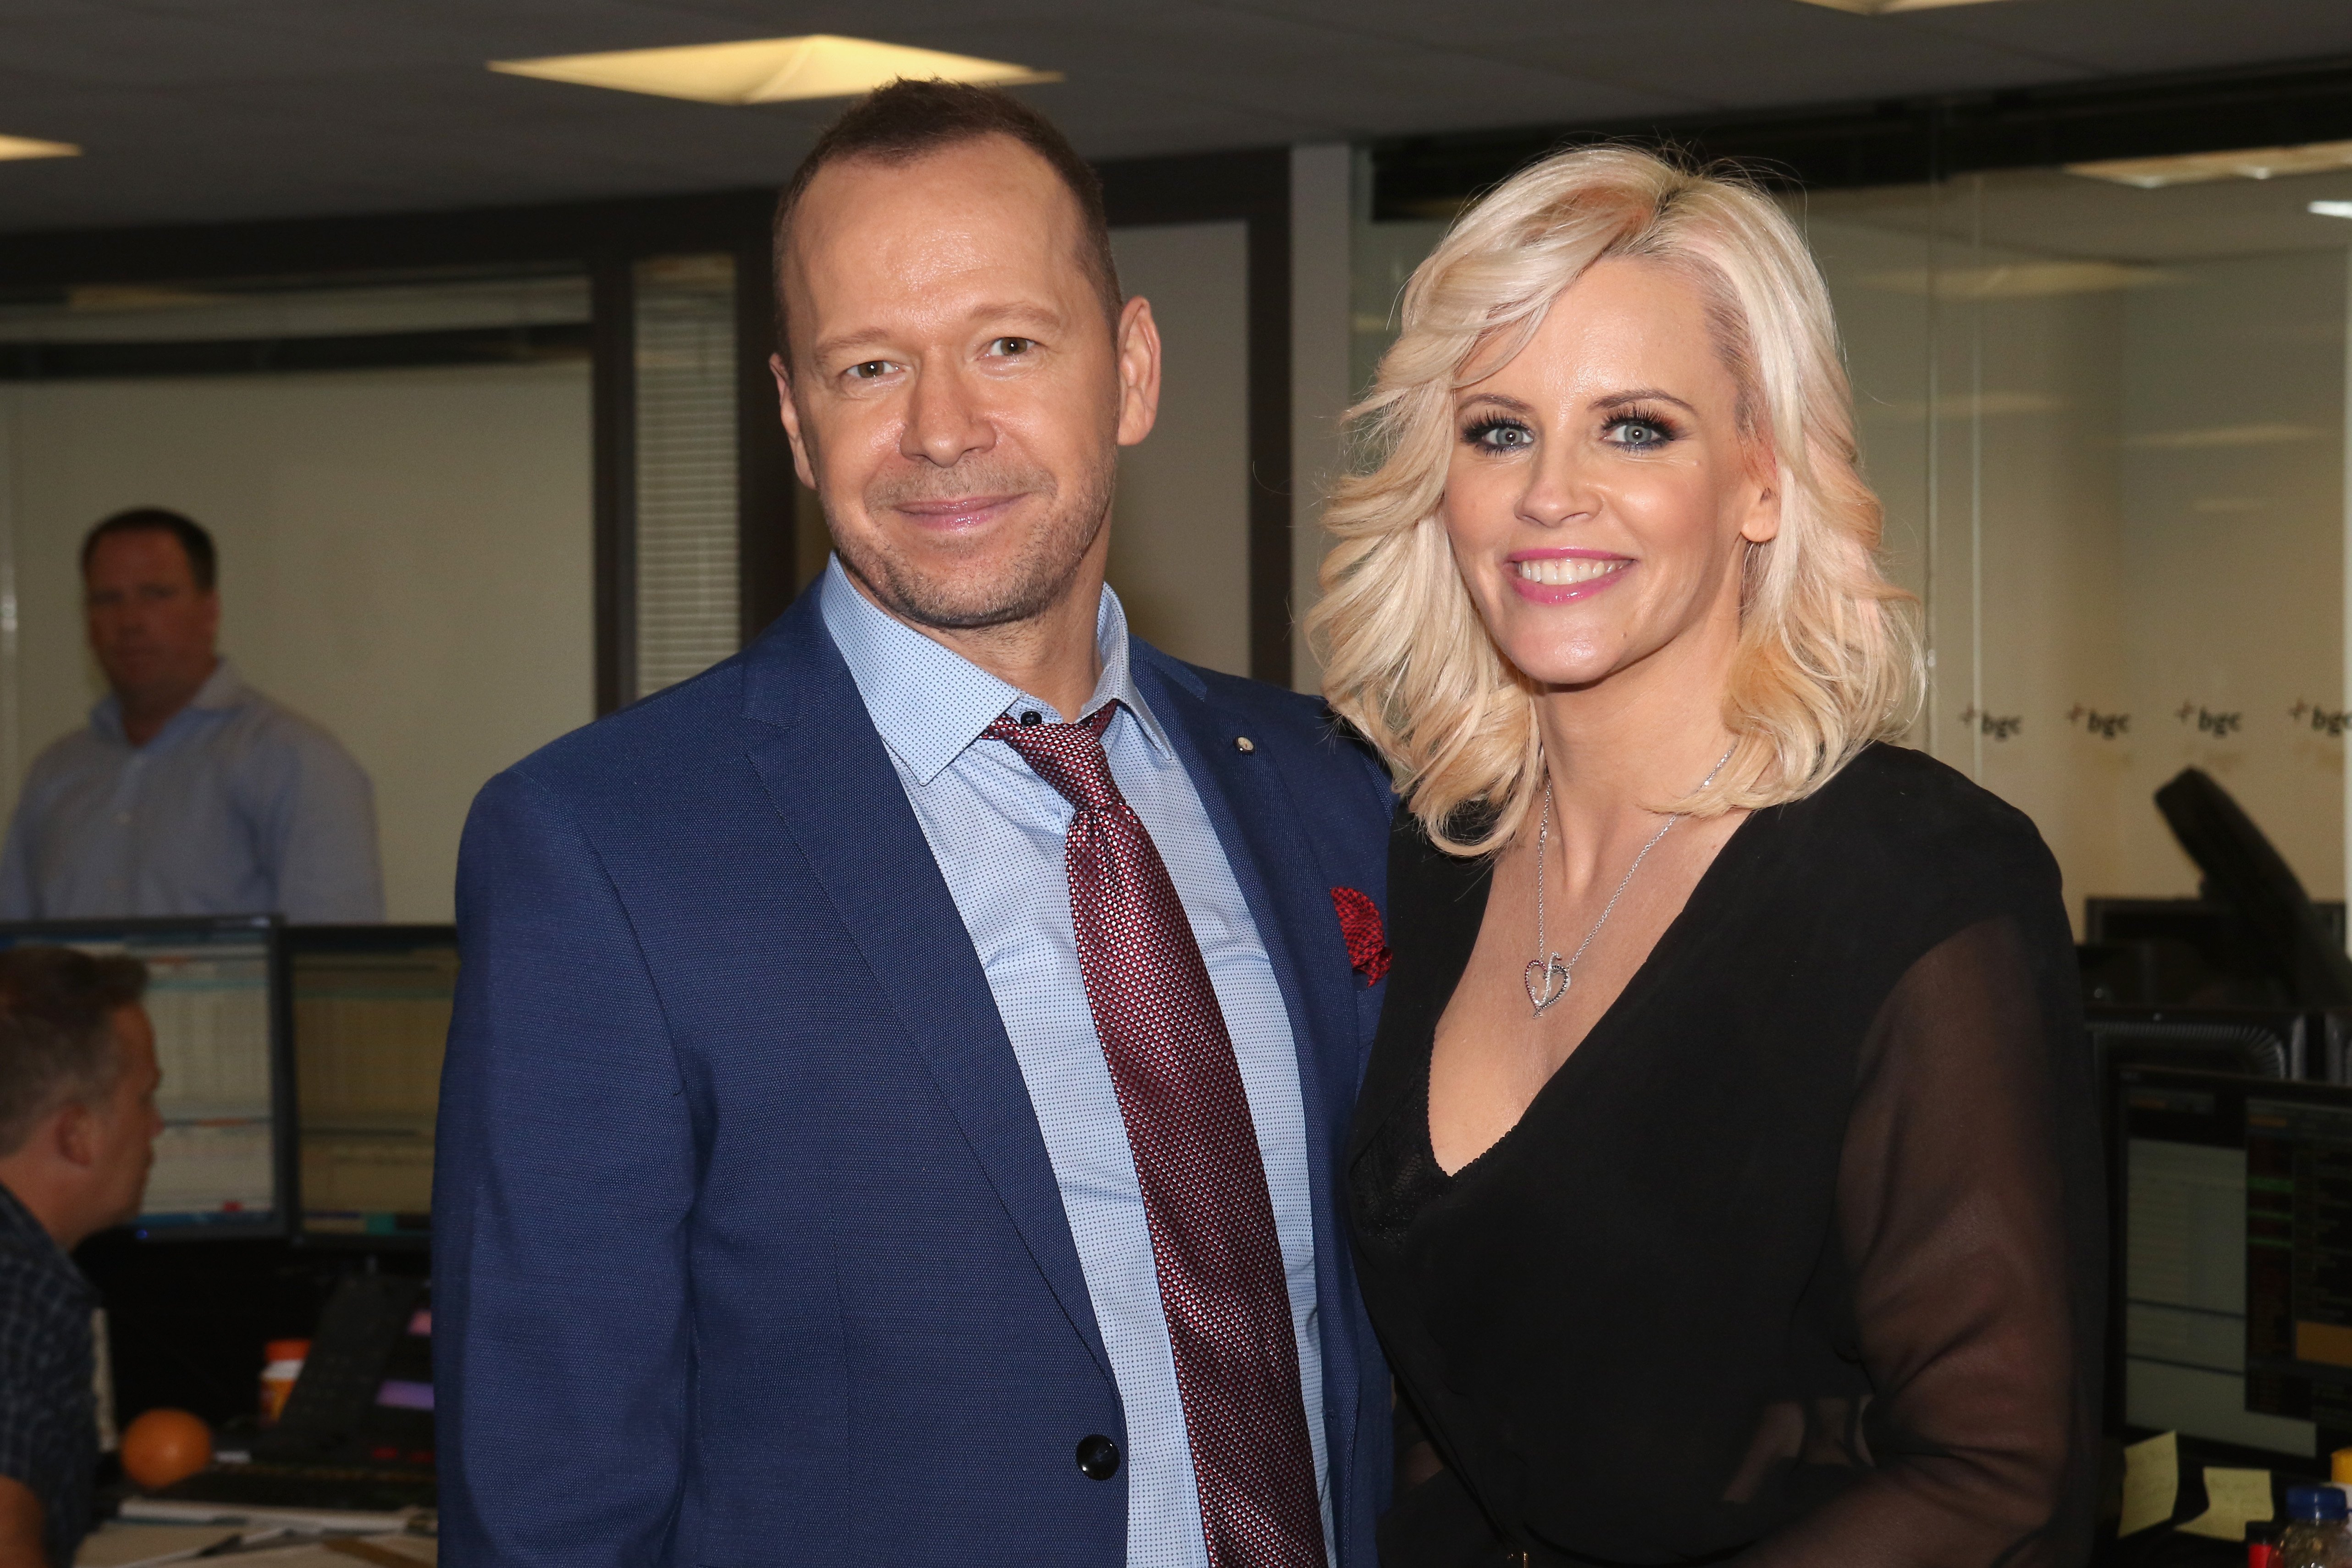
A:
[[2110, 1065, 2352, 1459], [288, 927, 455, 1242], [0, 917, 285, 1237]]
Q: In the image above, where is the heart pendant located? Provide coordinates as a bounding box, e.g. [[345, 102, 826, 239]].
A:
[[1524, 954, 1570, 1015]]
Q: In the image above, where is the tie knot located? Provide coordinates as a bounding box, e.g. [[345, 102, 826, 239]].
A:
[[986, 704, 1124, 814]]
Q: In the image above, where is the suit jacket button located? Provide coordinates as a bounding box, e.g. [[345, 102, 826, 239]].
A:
[[1076, 1434, 1120, 1480]]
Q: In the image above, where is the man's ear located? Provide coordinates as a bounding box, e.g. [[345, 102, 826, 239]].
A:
[[50, 1101, 96, 1171], [773, 354, 818, 491], [1114, 296, 1162, 449]]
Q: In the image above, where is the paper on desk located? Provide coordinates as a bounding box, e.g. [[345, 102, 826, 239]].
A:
[[219, 1542, 434, 1568], [2179, 1468, 2278, 1542], [2120, 1430, 2180, 1537], [74, 1522, 242, 1566]]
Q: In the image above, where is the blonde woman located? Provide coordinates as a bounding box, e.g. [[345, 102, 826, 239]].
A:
[[1321, 147, 2100, 1565]]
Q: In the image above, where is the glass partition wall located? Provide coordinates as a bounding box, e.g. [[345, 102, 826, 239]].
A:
[[1353, 153, 2352, 931], [0, 254, 758, 921], [1811, 169, 2350, 930], [0, 271, 599, 923]]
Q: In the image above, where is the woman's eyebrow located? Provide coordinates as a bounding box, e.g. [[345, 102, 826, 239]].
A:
[[1456, 392, 1535, 414], [1594, 387, 1699, 415]]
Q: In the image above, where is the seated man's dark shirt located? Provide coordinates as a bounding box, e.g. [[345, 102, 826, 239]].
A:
[[0, 1184, 94, 1568]]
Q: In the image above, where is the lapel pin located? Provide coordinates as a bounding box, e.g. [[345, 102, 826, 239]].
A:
[[1234, 736, 1255, 753]]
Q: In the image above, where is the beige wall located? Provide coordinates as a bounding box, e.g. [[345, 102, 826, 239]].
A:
[[0, 359, 594, 922], [1290, 143, 1354, 694], [1107, 221, 1253, 676]]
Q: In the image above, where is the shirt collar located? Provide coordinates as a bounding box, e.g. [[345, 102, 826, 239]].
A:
[[819, 555, 1172, 786], [90, 657, 248, 745], [0, 1180, 90, 1296], [188, 658, 247, 711]]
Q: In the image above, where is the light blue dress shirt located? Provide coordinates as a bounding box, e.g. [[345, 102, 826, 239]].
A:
[[0, 659, 383, 923], [822, 559, 1331, 1568]]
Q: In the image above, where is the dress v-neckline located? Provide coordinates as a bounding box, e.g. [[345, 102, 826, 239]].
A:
[[1423, 805, 1765, 1182]]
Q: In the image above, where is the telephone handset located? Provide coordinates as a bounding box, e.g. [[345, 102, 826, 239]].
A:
[[256, 1275, 427, 1466]]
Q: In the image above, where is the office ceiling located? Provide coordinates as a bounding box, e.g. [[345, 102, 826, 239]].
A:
[[4, 0, 2352, 235]]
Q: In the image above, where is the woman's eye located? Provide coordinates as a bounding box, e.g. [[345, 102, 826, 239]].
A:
[[1605, 416, 1674, 449], [1465, 418, 1534, 451]]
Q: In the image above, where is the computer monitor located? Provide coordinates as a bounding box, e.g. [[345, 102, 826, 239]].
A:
[[2112, 1064, 2352, 1462], [0, 916, 288, 1239], [2085, 897, 2351, 1008], [284, 926, 455, 1243]]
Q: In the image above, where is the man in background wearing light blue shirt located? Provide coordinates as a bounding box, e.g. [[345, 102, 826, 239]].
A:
[[0, 508, 382, 924], [435, 81, 1395, 1568]]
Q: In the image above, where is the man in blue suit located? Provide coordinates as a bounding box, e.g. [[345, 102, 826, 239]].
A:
[[433, 81, 1394, 1567]]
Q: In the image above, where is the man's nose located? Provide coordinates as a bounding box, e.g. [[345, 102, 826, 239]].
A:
[[899, 364, 994, 468]]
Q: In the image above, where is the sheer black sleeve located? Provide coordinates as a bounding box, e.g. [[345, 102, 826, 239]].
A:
[[1741, 914, 2103, 1565]]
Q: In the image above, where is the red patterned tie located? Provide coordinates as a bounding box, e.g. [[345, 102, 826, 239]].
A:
[[987, 705, 1325, 1568]]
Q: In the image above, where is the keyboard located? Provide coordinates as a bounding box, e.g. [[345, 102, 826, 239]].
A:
[[147, 1462, 436, 1514]]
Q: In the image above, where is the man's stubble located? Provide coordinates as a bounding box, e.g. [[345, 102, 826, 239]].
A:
[[831, 446, 1120, 634]]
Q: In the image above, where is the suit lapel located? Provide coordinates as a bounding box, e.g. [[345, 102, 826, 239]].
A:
[[1129, 650, 1367, 1522], [738, 597, 1115, 1385]]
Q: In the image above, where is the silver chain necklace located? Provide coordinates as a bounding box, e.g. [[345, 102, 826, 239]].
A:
[[1524, 744, 1738, 1016]]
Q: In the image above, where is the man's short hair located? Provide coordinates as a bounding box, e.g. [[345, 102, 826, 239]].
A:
[[0, 949, 146, 1157], [81, 507, 218, 593], [770, 78, 1121, 362]]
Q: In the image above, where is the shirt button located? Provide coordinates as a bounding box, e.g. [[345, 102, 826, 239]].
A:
[[1075, 1434, 1120, 1480]]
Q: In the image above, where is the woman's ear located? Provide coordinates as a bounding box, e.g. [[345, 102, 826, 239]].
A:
[[1739, 445, 1783, 546]]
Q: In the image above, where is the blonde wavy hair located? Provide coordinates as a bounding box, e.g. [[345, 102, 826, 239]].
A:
[[1310, 144, 1920, 856]]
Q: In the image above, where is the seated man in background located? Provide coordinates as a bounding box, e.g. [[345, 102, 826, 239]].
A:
[[0, 948, 158, 1568], [0, 508, 383, 924]]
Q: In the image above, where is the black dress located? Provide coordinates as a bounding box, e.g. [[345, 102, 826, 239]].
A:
[[1347, 744, 2103, 1566]]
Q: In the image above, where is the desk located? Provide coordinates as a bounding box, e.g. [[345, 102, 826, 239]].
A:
[[77, 1522, 434, 1567], [2095, 1433, 2307, 1567]]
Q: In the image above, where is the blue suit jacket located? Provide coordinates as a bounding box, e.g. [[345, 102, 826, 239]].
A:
[[432, 587, 1396, 1567]]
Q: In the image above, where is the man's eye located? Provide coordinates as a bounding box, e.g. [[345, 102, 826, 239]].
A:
[[845, 360, 893, 381], [989, 337, 1036, 357]]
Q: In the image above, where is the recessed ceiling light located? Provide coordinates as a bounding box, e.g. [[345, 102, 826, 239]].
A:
[[488, 34, 1060, 105], [1789, 0, 2018, 13], [0, 134, 78, 162], [2068, 140, 2352, 189], [2310, 200, 2352, 220]]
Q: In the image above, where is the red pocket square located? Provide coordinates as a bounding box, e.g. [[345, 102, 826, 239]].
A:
[[1330, 887, 1391, 984]]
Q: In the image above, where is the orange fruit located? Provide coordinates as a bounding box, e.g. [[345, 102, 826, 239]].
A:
[[121, 1408, 212, 1490]]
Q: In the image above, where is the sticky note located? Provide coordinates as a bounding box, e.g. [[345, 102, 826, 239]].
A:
[[2120, 1430, 2179, 1537], [2178, 1466, 2275, 1541]]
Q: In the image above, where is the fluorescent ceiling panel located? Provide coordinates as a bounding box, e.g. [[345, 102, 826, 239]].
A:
[[489, 34, 1060, 105], [2069, 140, 2352, 189], [0, 135, 78, 162], [2310, 200, 2352, 220], [1788, 0, 2017, 12]]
